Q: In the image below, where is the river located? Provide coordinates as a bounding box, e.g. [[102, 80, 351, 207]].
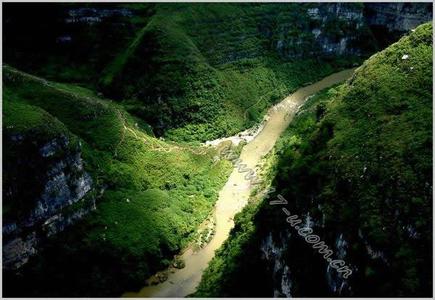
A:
[[123, 68, 356, 298]]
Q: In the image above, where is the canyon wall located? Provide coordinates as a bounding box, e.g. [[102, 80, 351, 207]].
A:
[[3, 114, 95, 270]]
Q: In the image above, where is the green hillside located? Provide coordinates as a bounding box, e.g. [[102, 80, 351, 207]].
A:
[[2, 66, 232, 296], [98, 3, 365, 141], [2, 3, 432, 298], [196, 22, 432, 297], [4, 3, 369, 142]]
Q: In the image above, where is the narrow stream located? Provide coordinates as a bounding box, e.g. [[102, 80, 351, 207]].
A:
[[123, 68, 356, 298]]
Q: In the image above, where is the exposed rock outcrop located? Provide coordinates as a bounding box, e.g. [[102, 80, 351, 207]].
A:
[[65, 7, 133, 24], [364, 3, 432, 33], [270, 2, 432, 59], [3, 132, 95, 270], [364, 3, 432, 47], [271, 3, 368, 59], [260, 231, 293, 297]]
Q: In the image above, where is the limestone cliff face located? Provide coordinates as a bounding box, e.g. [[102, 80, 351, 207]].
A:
[[270, 3, 369, 59], [269, 2, 432, 60], [65, 7, 133, 25], [364, 3, 432, 33], [192, 2, 431, 64], [364, 3, 432, 47], [188, 3, 373, 65], [3, 132, 95, 270], [260, 231, 293, 297]]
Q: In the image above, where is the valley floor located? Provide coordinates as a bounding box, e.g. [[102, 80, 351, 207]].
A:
[[123, 68, 356, 297]]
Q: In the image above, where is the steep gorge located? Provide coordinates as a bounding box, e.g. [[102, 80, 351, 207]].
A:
[[4, 3, 432, 142], [196, 22, 433, 298], [2, 3, 433, 298]]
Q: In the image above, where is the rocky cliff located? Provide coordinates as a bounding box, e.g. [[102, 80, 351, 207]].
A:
[[364, 3, 432, 47], [365, 3, 432, 32], [182, 3, 432, 63], [269, 3, 369, 59], [267, 2, 432, 59], [3, 101, 95, 270]]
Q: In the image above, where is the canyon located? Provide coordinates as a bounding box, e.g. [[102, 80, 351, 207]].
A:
[[2, 3, 432, 298]]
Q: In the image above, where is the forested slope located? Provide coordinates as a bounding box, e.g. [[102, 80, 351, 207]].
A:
[[7, 3, 430, 142], [196, 22, 433, 298], [2, 3, 432, 297], [3, 66, 231, 296]]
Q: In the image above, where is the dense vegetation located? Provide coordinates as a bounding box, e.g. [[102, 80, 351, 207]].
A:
[[194, 145, 281, 297], [4, 3, 369, 142], [2, 3, 431, 297], [2, 66, 232, 296], [196, 22, 432, 297], [2, 3, 367, 296], [102, 3, 375, 141], [99, 3, 366, 141]]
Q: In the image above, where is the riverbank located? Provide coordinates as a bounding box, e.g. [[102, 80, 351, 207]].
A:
[[123, 68, 356, 298]]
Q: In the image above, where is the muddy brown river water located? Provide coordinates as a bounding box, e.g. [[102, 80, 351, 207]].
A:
[[123, 68, 356, 298]]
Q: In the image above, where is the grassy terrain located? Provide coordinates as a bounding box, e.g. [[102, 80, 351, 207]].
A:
[[2, 66, 232, 296], [3, 98, 72, 139], [3, 4, 430, 297], [99, 3, 365, 141], [4, 3, 369, 142], [196, 22, 432, 297], [2, 3, 368, 296]]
